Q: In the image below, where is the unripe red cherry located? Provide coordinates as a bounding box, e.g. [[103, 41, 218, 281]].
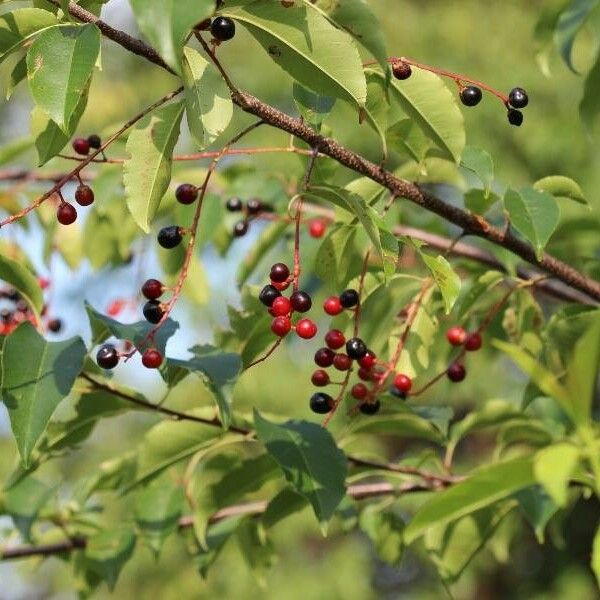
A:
[[323, 296, 343, 316], [271, 296, 292, 317], [142, 348, 163, 369], [175, 183, 198, 205], [393, 373, 412, 393], [57, 202, 77, 225], [446, 326, 466, 346], [308, 219, 327, 238], [271, 316, 291, 337], [358, 367, 372, 381], [447, 362, 466, 382], [311, 369, 330, 387], [314, 347, 335, 368], [465, 332, 482, 352], [358, 351, 376, 370], [324, 329, 345, 350], [296, 319, 317, 339], [72, 137, 90, 155], [142, 278, 163, 300], [271, 280, 290, 292], [351, 383, 368, 400], [75, 184, 94, 206], [270, 263, 290, 283], [333, 353, 352, 371]]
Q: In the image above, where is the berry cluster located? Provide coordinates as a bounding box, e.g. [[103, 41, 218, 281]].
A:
[[444, 326, 482, 382], [226, 196, 273, 238], [259, 263, 317, 339]]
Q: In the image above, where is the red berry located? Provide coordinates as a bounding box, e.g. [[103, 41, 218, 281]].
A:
[[359, 351, 376, 370], [323, 296, 343, 316], [271, 296, 292, 317], [75, 184, 94, 206], [447, 362, 466, 382], [358, 367, 372, 381], [57, 202, 77, 225], [271, 280, 290, 292], [446, 326, 466, 346], [465, 332, 482, 352], [142, 279, 163, 300], [315, 347, 335, 368], [296, 319, 317, 339], [394, 374, 412, 393], [351, 383, 368, 400], [175, 183, 198, 205], [72, 137, 90, 155], [38, 277, 50, 290], [311, 369, 330, 387], [270, 263, 290, 283], [308, 219, 327, 238], [271, 316, 291, 337], [107, 299, 126, 317], [142, 349, 163, 369], [333, 353, 352, 371], [325, 329, 345, 350]]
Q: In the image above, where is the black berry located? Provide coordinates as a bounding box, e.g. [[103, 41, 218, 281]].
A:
[[143, 300, 164, 324], [270, 263, 290, 283], [507, 109, 523, 127], [339, 289, 359, 308], [359, 400, 381, 415], [47, 318, 62, 333], [142, 279, 163, 300], [97, 344, 119, 369], [346, 337, 367, 360], [75, 184, 94, 206], [247, 198, 263, 214], [175, 183, 198, 205], [211, 16, 235, 41], [447, 362, 467, 382], [460, 86, 482, 107], [392, 61, 412, 80], [310, 392, 333, 414], [226, 197, 243, 212], [389, 387, 407, 400], [290, 290, 312, 313], [259, 284, 281, 307], [508, 87, 528, 109], [158, 226, 183, 249], [57, 202, 77, 225], [87, 134, 102, 149], [233, 220, 249, 237]]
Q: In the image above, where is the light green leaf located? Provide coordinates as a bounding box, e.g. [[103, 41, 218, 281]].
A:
[[534, 443, 580, 507], [221, 0, 367, 108], [1, 322, 86, 466], [516, 486, 559, 543], [292, 82, 336, 130], [254, 411, 347, 528], [503, 187, 560, 260], [359, 504, 405, 566], [313, 224, 359, 290], [27, 24, 100, 132], [182, 47, 233, 149], [387, 118, 433, 163], [554, 0, 599, 73], [580, 50, 600, 133], [0, 254, 43, 320], [237, 221, 288, 286], [3, 476, 53, 539], [84, 527, 136, 590], [0, 8, 58, 64], [346, 411, 445, 444], [123, 101, 184, 232], [129, 0, 214, 74], [533, 175, 588, 206], [593, 526, 600, 587], [404, 456, 535, 544], [7, 55, 27, 99], [464, 188, 500, 215], [461, 146, 494, 194]]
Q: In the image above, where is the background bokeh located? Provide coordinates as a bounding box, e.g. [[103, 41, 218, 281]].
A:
[[0, 1, 599, 598]]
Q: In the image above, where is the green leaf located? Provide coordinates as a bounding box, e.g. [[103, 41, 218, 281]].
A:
[[387, 118, 433, 162], [516, 486, 559, 543], [292, 82, 335, 130], [404, 456, 535, 544], [359, 504, 405, 566], [1, 322, 86, 466], [464, 189, 500, 216], [593, 525, 600, 587], [0, 253, 43, 320], [84, 527, 136, 590], [221, 0, 367, 108], [0, 8, 58, 64], [182, 47, 233, 149], [27, 24, 100, 132], [3, 476, 53, 539], [554, 0, 599, 73], [262, 487, 308, 529], [533, 443, 580, 506], [503, 187, 560, 260], [580, 49, 600, 133], [123, 101, 185, 232], [461, 146, 494, 194], [129, 0, 214, 74], [534, 175, 588, 206], [384, 67, 465, 163], [361, 70, 389, 157], [254, 411, 347, 528], [313, 224, 359, 290]]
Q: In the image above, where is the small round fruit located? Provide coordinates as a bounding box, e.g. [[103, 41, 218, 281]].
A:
[[211, 16, 236, 41], [308, 219, 327, 238], [75, 184, 94, 206], [324, 329, 345, 350], [259, 284, 281, 307], [394, 373, 412, 393], [270, 263, 290, 283], [142, 278, 163, 300], [310, 392, 333, 414], [315, 347, 335, 368], [271, 316, 292, 337], [47, 318, 62, 333], [175, 183, 198, 205], [271, 296, 292, 317], [392, 61, 412, 80], [72, 137, 90, 155], [323, 296, 343, 316], [87, 134, 101, 149], [143, 300, 164, 324], [290, 290, 312, 313], [508, 87, 528, 109], [96, 344, 119, 369], [460, 86, 483, 107], [464, 332, 482, 352], [142, 349, 163, 369], [447, 362, 467, 382], [359, 351, 376, 370], [351, 383, 368, 400], [311, 369, 330, 387], [446, 326, 466, 346], [333, 353, 352, 371], [339, 289, 359, 308], [359, 400, 381, 415], [226, 197, 243, 212], [507, 109, 524, 127], [246, 198, 263, 214], [158, 226, 183, 249], [358, 367, 372, 381], [346, 337, 367, 360], [57, 202, 77, 225], [233, 220, 249, 237], [296, 319, 318, 339]]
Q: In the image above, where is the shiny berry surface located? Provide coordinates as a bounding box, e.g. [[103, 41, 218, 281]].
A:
[[323, 296, 343, 316], [296, 319, 317, 339], [310, 392, 333, 414], [311, 369, 330, 387], [142, 349, 163, 369], [271, 316, 292, 337], [142, 279, 163, 300], [314, 347, 335, 368], [333, 353, 352, 371], [325, 329, 345, 350]]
